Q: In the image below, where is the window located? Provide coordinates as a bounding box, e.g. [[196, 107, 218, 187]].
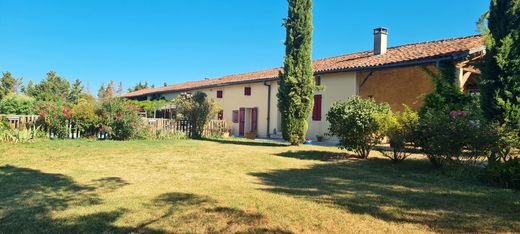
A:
[[244, 87, 251, 96], [218, 110, 224, 120], [217, 90, 223, 98], [315, 76, 321, 86], [312, 95, 322, 121], [232, 110, 239, 123]]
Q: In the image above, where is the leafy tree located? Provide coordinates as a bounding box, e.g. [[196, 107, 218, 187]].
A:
[[0, 93, 36, 115], [174, 92, 220, 139], [128, 81, 150, 92], [327, 96, 392, 159], [480, 0, 520, 137], [0, 71, 22, 99], [68, 79, 84, 104], [27, 71, 70, 102], [278, 0, 314, 145]]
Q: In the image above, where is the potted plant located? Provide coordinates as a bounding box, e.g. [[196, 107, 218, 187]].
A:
[[221, 127, 231, 137], [245, 131, 257, 140], [304, 137, 312, 145]]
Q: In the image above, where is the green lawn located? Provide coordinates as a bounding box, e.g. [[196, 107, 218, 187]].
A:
[[0, 139, 518, 233]]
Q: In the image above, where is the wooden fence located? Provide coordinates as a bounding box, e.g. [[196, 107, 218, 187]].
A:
[[1, 114, 229, 139], [142, 118, 229, 137]]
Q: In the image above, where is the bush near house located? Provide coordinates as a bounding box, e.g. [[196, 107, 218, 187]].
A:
[[379, 106, 419, 163], [327, 96, 392, 159], [174, 92, 220, 139], [35, 102, 72, 138]]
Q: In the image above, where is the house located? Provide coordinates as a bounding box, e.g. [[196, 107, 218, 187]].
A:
[[123, 28, 485, 140]]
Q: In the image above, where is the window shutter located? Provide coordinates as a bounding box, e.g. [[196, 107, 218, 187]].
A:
[[312, 95, 322, 121], [217, 90, 223, 98], [244, 87, 251, 96], [251, 108, 258, 132], [315, 76, 321, 86], [239, 108, 245, 136]]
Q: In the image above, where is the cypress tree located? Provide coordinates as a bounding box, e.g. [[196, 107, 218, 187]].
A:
[[480, 0, 520, 133], [278, 0, 314, 145]]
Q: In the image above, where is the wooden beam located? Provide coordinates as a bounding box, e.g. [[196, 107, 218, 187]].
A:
[[462, 66, 481, 75]]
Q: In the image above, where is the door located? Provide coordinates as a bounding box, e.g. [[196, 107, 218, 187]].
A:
[[239, 108, 245, 136]]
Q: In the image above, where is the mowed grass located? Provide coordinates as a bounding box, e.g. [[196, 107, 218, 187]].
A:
[[0, 139, 518, 233]]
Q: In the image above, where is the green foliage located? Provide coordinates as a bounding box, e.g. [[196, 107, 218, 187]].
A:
[[68, 79, 84, 104], [174, 92, 220, 139], [26, 71, 71, 102], [420, 62, 470, 116], [484, 128, 520, 189], [414, 104, 498, 168], [70, 96, 99, 136], [0, 93, 36, 115], [380, 106, 419, 163], [35, 102, 72, 138], [480, 0, 520, 139], [0, 71, 22, 100], [98, 98, 143, 140], [0, 127, 45, 143], [327, 96, 392, 158], [278, 0, 314, 145], [128, 81, 151, 92], [127, 100, 168, 118]]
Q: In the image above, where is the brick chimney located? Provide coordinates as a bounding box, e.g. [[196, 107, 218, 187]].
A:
[[373, 27, 388, 55]]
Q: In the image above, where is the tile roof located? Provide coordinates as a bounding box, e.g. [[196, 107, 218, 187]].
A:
[[123, 35, 484, 98]]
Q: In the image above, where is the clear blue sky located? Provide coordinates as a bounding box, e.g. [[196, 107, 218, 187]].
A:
[[0, 0, 488, 93]]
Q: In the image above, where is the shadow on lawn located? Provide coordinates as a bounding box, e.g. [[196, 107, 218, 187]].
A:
[[250, 154, 520, 233], [276, 150, 361, 161], [0, 165, 156, 233], [201, 138, 289, 147], [135, 192, 294, 234]]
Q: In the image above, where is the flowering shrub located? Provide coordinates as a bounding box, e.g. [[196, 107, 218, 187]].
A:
[[414, 108, 498, 168], [327, 96, 392, 158], [36, 102, 72, 138], [98, 98, 142, 140]]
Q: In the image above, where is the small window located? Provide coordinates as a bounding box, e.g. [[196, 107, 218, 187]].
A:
[[244, 87, 251, 96], [217, 90, 223, 98], [315, 76, 321, 86], [232, 110, 239, 123], [312, 95, 322, 121], [218, 110, 224, 120]]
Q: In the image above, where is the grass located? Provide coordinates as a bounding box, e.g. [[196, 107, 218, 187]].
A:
[[0, 138, 518, 233]]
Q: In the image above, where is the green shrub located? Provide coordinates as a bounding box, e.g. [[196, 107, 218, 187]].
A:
[[327, 96, 392, 158], [414, 107, 498, 168], [174, 92, 220, 139], [380, 106, 419, 163], [0, 127, 46, 143], [484, 128, 520, 190], [98, 98, 142, 140], [0, 93, 36, 115], [71, 97, 99, 136]]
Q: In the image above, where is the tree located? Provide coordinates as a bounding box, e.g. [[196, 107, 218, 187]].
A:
[[480, 0, 520, 136], [98, 81, 115, 102], [0, 71, 22, 99], [68, 79, 84, 104], [128, 81, 149, 92], [27, 71, 70, 102], [174, 92, 220, 139], [277, 0, 314, 145]]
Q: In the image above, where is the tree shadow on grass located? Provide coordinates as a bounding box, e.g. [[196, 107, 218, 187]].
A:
[[276, 150, 361, 161], [250, 155, 520, 233], [0, 165, 157, 233], [135, 192, 294, 233], [201, 138, 289, 147]]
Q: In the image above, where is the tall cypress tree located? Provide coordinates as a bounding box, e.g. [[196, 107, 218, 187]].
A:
[[278, 0, 314, 145], [480, 0, 520, 133]]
